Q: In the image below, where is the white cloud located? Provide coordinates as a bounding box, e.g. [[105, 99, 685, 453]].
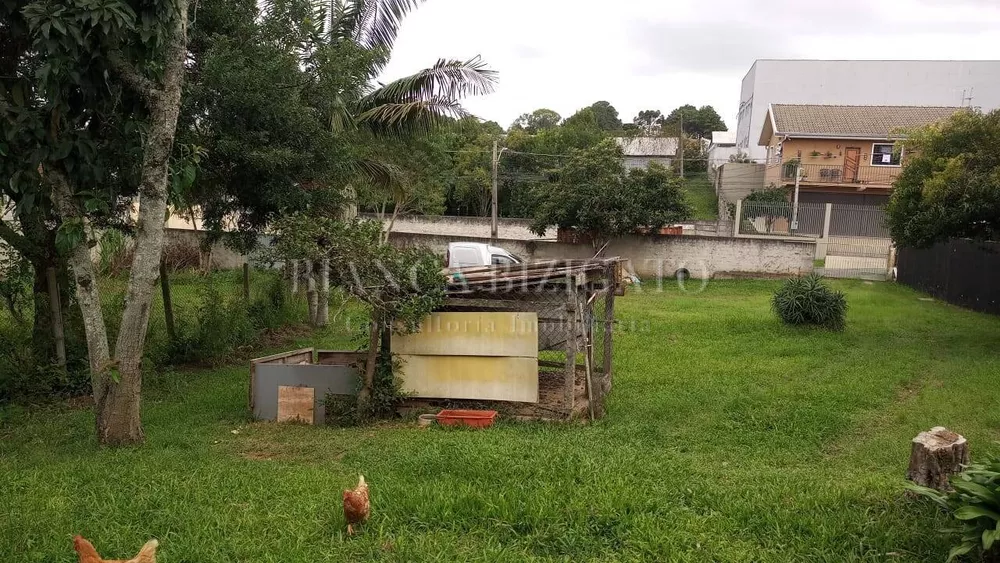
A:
[[378, 0, 1000, 130]]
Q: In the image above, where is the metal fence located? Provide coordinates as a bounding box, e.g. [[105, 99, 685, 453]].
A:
[[736, 201, 826, 237], [897, 239, 1000, 315], [735, 199, 893, 280], [768, 162, 900, 187]]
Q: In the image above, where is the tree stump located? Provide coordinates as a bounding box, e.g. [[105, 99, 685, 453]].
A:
[[906, 426, 969, 491]]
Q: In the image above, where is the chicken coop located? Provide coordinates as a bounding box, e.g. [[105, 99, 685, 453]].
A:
[[394, 258, 622, 420], [249, 259, 622, 423]]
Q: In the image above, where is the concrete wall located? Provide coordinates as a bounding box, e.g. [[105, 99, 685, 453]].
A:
[[718, 162, 766, 203], [623, 155, 673, 170], [363, 213, 556, 240], [163, 228, 249, 269], [708, 145, 739, 170], [737, 60, 1000, 158], [390, 232, 814, 280]]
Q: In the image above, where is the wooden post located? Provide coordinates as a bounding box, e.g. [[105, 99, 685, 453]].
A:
[[45, 267, 66, 366], [564, 278, 578, 416], [581, 300, 595, 422], [159, 259, 176, 342], [906, 426, 969, 491], [602, 273, 615, 397], [317, 258, 330, 327], [733, 199, 742, 237], [242, 263, 250, 300]]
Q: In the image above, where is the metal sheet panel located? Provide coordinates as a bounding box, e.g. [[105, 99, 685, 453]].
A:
[[396, 355, 539, 403], [253, 364, 359, 424], [392, 312, 538, 357]]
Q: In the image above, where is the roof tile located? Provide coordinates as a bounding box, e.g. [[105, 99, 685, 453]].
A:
[[770, 104, 960, 138]]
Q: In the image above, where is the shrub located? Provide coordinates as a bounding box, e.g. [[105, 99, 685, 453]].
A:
[[96, 230, 134, 278], [907, 456, 1000, 562], [161, 238, 202, 273], [324, 347, 408, 427], [772, 274, 847, 330]]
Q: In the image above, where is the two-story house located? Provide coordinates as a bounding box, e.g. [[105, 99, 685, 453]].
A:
[[758, 104, 960, 205]]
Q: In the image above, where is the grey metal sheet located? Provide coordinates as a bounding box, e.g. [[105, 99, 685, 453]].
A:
[[253, 364, 360, 425]]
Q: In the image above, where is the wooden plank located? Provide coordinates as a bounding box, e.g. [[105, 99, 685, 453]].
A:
[[277, 385, 314, 423], [248, 347, 313, 411], [392, 312, 538, 357], [316, 350, 366, 366], [396, 355, 538, 403]]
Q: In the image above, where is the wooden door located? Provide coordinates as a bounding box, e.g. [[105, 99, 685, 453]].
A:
[[844, 147, 861, 182]]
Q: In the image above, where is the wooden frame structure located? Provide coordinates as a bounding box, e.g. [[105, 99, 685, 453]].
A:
[[424, 258, 622, 420]]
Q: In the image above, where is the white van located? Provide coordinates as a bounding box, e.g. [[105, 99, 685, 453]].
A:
[[446, 242, 522, 269]]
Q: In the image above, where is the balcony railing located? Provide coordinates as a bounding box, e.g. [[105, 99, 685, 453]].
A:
[[766, 161, 900, 187]]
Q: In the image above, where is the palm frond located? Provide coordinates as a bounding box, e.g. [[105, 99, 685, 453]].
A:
[[353, 157, 401, 189], [356, 0, 422, 52], [326, 0, 422, 52], [328, 95, 355, 132], [356, 98, 468, 135], [361, 57, 496, 107]]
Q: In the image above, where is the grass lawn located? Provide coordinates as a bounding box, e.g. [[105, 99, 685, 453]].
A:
[[2, 280, 999, 561], [683, 171, 718, 221]]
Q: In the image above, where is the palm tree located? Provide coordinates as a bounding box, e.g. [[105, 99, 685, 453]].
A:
[[302, 0, 498, 213], [320, 0, 497, 134], [268, 0, 496, 324]]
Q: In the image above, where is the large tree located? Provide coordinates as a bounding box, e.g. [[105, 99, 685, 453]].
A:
[[510, 108, 561, 134], [1, 0, 495, 444], [887, 108, 1000, 248], [588, 100, 622, 131], [531, 138, 691, 245], [661, 104, 727, 139], [632, 109, 663, 134]]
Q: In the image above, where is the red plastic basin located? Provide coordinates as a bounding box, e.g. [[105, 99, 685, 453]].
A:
[[436, 409, 498, 428]]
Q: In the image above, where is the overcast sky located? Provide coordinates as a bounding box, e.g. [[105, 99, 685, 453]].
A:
[[378, 0, 1000, 130]]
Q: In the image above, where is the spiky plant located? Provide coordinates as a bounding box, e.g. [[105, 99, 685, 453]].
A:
[[771, 274, 847, 330]]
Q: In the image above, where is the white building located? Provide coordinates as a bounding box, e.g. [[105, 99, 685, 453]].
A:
[[614, 137, 679, 170], [736, 59, 1000, 160], [707, 131, 738, 170]]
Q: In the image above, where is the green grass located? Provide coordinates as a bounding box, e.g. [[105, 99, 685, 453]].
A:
[[2, 280, 999, 561], [683, 171, 719, 221]]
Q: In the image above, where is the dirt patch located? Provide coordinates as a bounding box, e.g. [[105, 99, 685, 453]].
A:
[[242, 450, 275, 461], [63, 395, 94, 410]]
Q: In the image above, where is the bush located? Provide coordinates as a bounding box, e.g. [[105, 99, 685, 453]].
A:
[[907, 455, 1000, 562], [324, 347, 408, 427], [772, 274, 847, 330]]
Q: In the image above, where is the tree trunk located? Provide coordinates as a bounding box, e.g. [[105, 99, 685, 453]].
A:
[[906, 427, 969, 491], [305, 260, 318, 325], [316, 259, 329, 327], [50, 0, 189, 446], [357, 318, 379, 408], [49, 171, 112, 402], [45, 267, 67, 366], [105, 1, 189, 445], [289, 259, 298, 294]]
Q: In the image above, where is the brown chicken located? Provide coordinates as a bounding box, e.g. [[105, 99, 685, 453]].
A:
[[342, 474, 370, 535], [73, 536, 158, 563]]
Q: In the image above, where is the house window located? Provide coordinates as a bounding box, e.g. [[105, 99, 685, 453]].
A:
[[871, 143, 901, 166]]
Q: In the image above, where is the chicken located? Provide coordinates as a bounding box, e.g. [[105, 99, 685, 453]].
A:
[[73, 536, 158, 563], [342, 474, 370, 535]]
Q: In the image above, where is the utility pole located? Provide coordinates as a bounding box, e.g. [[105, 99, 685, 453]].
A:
[[791, 164, 802, 232], [678, 114, 684, 179], [491, 140, 499, 245]]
